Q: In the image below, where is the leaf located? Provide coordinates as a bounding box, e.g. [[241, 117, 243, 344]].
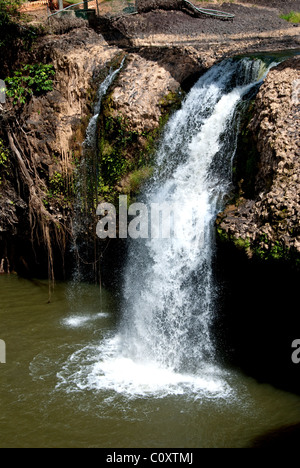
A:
[[4, 63, 55, 105]]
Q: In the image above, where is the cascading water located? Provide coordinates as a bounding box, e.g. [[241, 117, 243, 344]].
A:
[[119, 59, 269, 374], [58, 57, 276, 398], [71, 60, 125, 282], [84, 61, 125, 152]]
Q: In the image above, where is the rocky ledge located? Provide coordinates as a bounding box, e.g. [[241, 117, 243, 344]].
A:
[[217, 57, 300, 264]]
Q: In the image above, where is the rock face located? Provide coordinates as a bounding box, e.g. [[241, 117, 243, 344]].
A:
[[217, 57, 300, 263], [24, 27, 120, 171], [108, 53, 182, 132], [0, 27, 121, 275]]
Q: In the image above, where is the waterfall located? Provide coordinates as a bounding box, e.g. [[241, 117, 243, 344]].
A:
[[119, 58, 270, 373], [84, 60, 125, 152], [71, 59, 125, 281], [59, 57, 276, 397]]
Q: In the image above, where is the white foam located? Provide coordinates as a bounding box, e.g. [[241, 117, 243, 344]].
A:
[[56, 336, 233, 400], [89, 358, 230, 397], [62, 313, 109, 328]]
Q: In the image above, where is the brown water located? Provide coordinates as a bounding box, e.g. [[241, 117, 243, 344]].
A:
[[1, 274, 300, 448]]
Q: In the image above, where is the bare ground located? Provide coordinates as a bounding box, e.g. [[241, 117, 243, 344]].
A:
[[102, 1, 300, 58]]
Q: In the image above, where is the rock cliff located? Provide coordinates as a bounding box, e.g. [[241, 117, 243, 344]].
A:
[[0, 26, 121, 277], [217, 57, 300, 264]]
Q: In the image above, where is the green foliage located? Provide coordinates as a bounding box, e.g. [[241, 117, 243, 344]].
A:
[[49, 171, 65, 197], [95, 87, 183, 203], [0, 0, 22, 25], [124, 167, 154, 196], [233, 236, 251, 251], [5, 64, 55, 105], [280, 11, 300, 23], [45, 170, 74, 209], [98, 114, 138, 186], [253, 235, 288, 262], [217, 227, 229, 244], [159, 91, 182, 111], [0, 139, 10, 185], [217, 225, 300, 268]]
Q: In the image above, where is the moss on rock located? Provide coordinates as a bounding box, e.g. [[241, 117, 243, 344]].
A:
[[97, 85, 183, 203]]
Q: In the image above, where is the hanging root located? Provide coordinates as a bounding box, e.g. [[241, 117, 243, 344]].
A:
[[7, 128, 67, 302]]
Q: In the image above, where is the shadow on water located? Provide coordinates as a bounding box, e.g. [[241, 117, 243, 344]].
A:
[[249, 422, 300, 448], [214, 241, 300, 397]]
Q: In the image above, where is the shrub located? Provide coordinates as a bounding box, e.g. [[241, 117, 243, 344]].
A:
[[125, 167, 154, 195], [0, 0, 23, 50], [5, 64, 55, 105]]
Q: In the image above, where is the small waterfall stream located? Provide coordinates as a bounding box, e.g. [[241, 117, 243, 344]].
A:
[[71, 59, 125, 282]]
